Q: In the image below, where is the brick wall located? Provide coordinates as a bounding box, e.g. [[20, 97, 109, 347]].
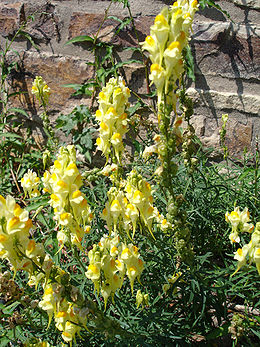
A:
[[0, 0, 259, 157]]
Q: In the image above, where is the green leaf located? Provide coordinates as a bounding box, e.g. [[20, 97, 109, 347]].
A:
[[7, 107, 29, 118], [25, 197, 49, 212], [0, 335, 10, 347], [251, 329, 260, 339], [128, 101, 143, 116], [84, 150, 92, 163], [115, 59, 143, 68], [80, 134, 93, 149], [0, 132, 23, 140], [65, 35, 94, 45], [132, 139, 142, 154], [184, 45, 195, 82], [107, 16, 132, 35], [62, 83, 84, 90], [206, 322, 230, 340], [199, 0, 231, 20], [107, 16, 123, 23], [2, 301, 20, 314], [19, 31, 40, 52]]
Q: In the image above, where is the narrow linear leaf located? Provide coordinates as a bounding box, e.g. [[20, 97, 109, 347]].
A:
[[7, 107, 29, 118], [19, 31, 40, 52], [65, 35, 94, 45]]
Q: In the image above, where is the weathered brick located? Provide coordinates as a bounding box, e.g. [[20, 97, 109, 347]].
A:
[[0, 2, 24, 37]]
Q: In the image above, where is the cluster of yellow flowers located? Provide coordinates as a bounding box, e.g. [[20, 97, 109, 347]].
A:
[[162, 272, 182, 294], [39, 281, 88, 344], [42, 145, 93, 250], [21, 169, 41, 198], [226, 208, 260, 275], [0, 195, 53, 283], [0, 194, 90, 343], [102, 169, 170, 239], [25, 339, 51, 347], [0, 195, 38, 273], [136, 289, 149, 309], [142, 0, 199, 111], [31, 76, 50, 106], [233, 223, 260, 276], [225, 206, 254, 244], [86, 233, 144, 308], [95, 77, 130, 162]]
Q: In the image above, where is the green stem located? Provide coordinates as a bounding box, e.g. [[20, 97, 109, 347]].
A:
[[73, 246, 88, 273], [254, 137, 259, 204]]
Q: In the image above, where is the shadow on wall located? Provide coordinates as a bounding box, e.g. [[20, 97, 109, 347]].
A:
[[191, 3, 258, 120]]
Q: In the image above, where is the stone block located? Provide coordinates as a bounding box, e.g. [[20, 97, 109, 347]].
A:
[[0, 2, 24, 37], [187, 88, 260, 116], [225, 118, 253, 156], [68, 12, 153, 46], [9, 51, 93, 110], [123, 63, 148, 95], [234, 0, 260, 10], [23, 2, 62, 42], [68, 12, 120, 43], [189, 115, 253, 157], [192, 21, 260, 81]]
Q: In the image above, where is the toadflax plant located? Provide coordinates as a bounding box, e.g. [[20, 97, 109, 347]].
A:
[[0, 1, 259, 346]]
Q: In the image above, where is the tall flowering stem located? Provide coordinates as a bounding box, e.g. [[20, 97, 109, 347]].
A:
[[0, 194, 51, 280], [32, 76, 58, 149], [88, 77, 148, 307], [142, 0, 199, 119], [95, 77, 130, 167], [42, 145, 93, 251], [142, 0, 199, 191], [85, 233, 144, 309], [141, 0, 199, 265]]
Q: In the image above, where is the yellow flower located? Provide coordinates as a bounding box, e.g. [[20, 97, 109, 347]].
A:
[[136, 290, 149, 309], [164, 41, 182, 79], [21, 169, 41, 198], [95, 77, 130, 162], [31, 76, 50, 105], [142, 0, 199, 109]]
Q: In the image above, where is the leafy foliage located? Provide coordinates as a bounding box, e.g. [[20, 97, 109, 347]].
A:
[[56, 105, 97, 163]]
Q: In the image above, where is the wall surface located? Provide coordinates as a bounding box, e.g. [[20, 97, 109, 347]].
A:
[[0, 0, 259, 157]]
